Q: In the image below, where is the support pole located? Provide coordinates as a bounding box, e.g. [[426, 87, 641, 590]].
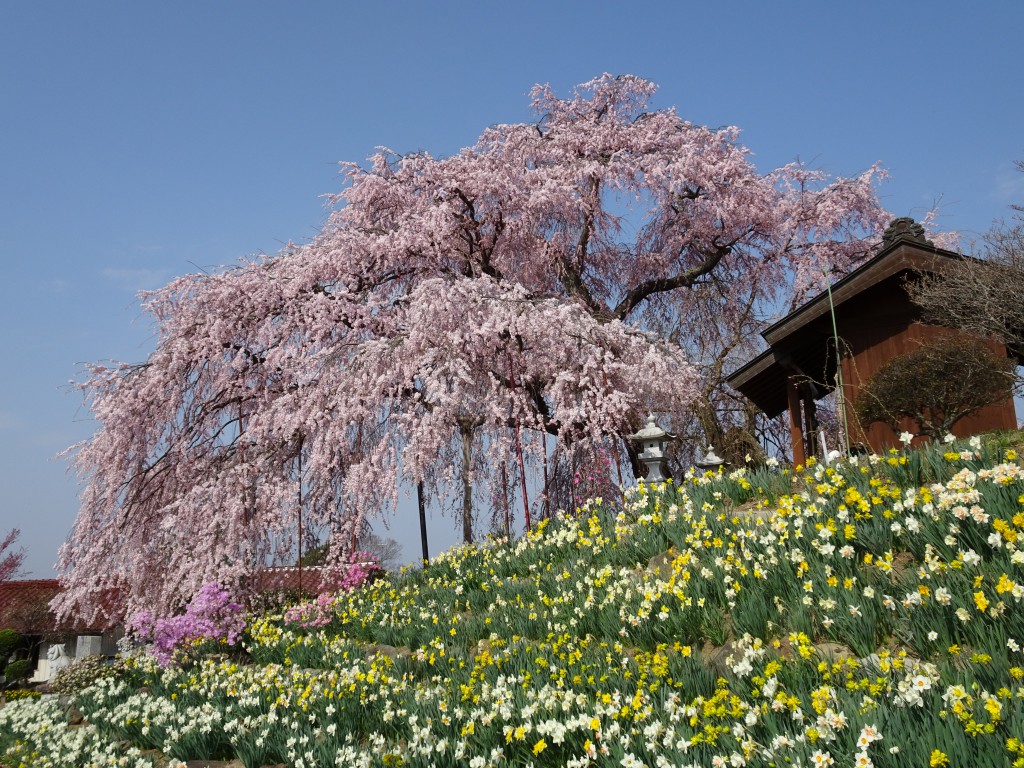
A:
[[297, 435, 303, 601], [600, 372, 626, 504], [500, 461, 511, 538], [787, 376, 806, 466], [802, 390, 818, 458], [417, 481, 429, 565], [460, 421, 474, 544], [540, 431, 550, 520]]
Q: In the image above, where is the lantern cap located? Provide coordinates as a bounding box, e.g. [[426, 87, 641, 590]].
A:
[[629, 413, 675, 442], [696, 445, 726, 469]]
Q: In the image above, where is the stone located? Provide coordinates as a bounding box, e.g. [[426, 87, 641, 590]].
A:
[[65, 701, 84, 725], [363, 644, 410, 661], [814, 642, 855, 662], [75, 635, 104, 657], [647, 550, 677, 581], [701, 640, 738, 676]]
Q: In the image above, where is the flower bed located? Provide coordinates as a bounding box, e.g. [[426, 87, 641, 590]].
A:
[[3, 437, 1024, 767]]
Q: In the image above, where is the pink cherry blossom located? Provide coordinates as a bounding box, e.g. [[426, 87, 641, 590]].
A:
[[55, 75, 888, 624]]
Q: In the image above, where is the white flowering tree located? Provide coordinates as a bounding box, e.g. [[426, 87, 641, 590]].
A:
[[57, 75, 888, 624]]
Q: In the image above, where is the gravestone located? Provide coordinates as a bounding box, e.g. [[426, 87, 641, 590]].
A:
[[76, 635, 103, 657]]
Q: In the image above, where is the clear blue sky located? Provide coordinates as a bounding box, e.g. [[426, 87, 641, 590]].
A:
[[2, 2, 1022, 578]]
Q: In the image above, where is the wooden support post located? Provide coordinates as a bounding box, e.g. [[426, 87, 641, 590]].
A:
[[802, 390, 818, 459], [787, 376, 806, 466]]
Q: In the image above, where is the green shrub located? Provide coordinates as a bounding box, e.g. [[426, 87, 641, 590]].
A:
[[0, 628, 21, 674], [854, 338, 1015, 438], [3, 658, 31, 684], [981, 427, 1024, 459]]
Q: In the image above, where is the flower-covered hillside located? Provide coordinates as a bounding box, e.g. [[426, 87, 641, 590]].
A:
[[4, 437, 1024, 768]]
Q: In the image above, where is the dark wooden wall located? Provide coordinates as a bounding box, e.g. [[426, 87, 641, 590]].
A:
[[834, 279, 1017, 452]]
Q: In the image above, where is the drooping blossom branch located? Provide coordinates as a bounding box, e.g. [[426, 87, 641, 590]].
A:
[[57, 74, 889, 624], [0, 528, 25, 582]]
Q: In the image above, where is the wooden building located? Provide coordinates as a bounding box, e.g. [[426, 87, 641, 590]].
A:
[[726, 218, 1019, 464]]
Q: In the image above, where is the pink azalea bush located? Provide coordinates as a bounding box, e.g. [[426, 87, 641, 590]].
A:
[[128, 582, 245, 665], [323, 551, 385, 593], [281, 591, 336, 629], [283, 552, 384, 629]]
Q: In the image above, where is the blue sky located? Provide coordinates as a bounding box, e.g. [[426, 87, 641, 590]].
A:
[[2, 2, 1022, 577]]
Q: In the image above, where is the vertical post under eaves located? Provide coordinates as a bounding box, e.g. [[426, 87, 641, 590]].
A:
[[787, 376, 806, 467]]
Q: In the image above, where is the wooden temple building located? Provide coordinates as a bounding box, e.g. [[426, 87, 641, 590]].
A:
[[726, 218, 1019, 464]]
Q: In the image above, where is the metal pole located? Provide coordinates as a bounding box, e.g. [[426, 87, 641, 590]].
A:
[[417, 481, 429, 564]]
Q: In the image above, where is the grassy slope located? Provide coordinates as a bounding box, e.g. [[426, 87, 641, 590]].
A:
[[4, 435, 1024, 767]]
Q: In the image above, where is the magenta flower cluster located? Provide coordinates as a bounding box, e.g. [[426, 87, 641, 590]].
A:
[[128, 582, 245, 665], [282, 552, 384, 628], [323, 551, 384, 593]]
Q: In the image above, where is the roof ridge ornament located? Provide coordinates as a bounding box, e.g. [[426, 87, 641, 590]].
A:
[[882, 217, 932, 248]]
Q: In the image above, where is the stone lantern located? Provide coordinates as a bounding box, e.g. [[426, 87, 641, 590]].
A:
[[696, 446, 726, 471], [630, 414, 676, 483]]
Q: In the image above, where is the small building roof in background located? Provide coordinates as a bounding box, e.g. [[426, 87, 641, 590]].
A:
[[0, 579, 63, 634], [254, 566, 327, 594], [726, 226, 968, 418]]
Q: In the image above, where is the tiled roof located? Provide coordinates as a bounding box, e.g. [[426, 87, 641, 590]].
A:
[[254, 566, 327, 595], [0, 567, 364, 634], [0, 579, 60, 633], [0, 579, 113, 633]]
